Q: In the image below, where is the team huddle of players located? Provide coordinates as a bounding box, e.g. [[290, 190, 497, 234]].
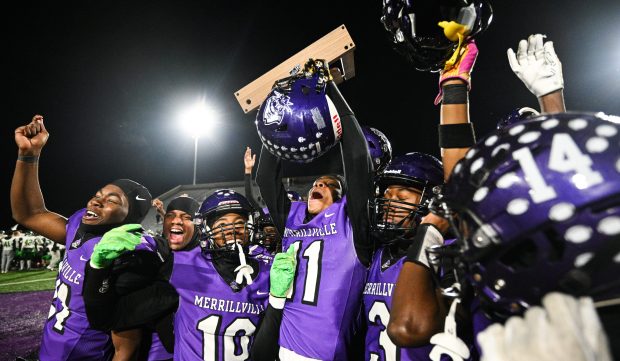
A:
[[0, 230, 64, 272], [9, 1, 620, 360]]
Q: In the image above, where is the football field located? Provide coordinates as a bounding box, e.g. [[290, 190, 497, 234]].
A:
[[0, 270, 56, 294], [0, 270, 56, 360]]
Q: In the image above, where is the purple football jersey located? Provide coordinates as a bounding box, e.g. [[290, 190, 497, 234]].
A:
[[279, 196, 368, 360], [149, 332, 174, 361], [169, 247, 270, 360], [363, 247, 434, 361], [39, 209, 113, 361]]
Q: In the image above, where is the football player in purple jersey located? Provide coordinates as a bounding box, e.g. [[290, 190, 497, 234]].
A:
[[11, 114, 155, 361], [83, 189, 273, 360], [430, 111, 620, 361], [388, 33, 572, 359], [252, 61, 373, 360], [102, 196, 201, 361], [383, 35, 479, 360], [365, 152, 451, 361]]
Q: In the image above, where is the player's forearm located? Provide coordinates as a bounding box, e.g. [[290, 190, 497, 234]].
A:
[[388, 262, 445, 347], [11, 160, 66, 242], [244, 174, 262, 212], [538, 89, 566, 113], [11, 160, 46, 221], [439, 81, 474, 181], [111, 329, 142, 361]]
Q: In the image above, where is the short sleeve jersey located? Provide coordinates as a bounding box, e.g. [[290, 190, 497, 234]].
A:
[[169, 247, 270, 360], [279, 197, 368, 360]]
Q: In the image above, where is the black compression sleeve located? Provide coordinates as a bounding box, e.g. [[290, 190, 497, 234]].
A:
[[326, 82, 373, 267], [244, 174, 263, 212], [83, 265, 116, 330], [255, 146, 291, 235], [250, 304, 283, 361]]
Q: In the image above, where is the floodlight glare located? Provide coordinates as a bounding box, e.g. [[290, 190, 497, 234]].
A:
[[179, 102, 216, 138], [178, 101, 218, 185]]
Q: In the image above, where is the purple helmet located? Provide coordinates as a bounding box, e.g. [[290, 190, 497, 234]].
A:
[[371, 152, 444, 244], [496, 107, 540, 130], [432, 112, 620, 320], [286, 190, 303, 202], [381, 0, 493, 72], [256, 62, 342, 163], [198, 189, 255, 252], [362, 126, 393, 173]]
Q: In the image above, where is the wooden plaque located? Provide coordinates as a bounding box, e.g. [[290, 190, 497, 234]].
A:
[[234, 24, 356, 114]]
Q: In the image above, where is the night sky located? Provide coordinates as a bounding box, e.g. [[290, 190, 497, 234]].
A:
[[3, 0, 620, 230]]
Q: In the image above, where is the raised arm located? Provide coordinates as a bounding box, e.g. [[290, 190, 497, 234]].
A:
[[326, 81, 374, 266], [388, 43, 479, 347], [11, 115, 67, 243], [255, 146, 290, 235], [435, 41, 478, 181], [508, 34, 566, 114], [243, 146, 264, 212]]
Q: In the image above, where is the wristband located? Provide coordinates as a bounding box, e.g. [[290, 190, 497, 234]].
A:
[[17, 155, 39, 163], [438, 123, 476, 148], [269, 295, 286, 310], [405, 223, 444, 269], [441, 84, 468, 104]]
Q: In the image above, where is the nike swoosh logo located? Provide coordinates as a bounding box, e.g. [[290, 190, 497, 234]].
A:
[[136, 195, 146, 201], [257, 291, 268, 295], [80, 256, 88, 261], [325, 212, 335, 218]]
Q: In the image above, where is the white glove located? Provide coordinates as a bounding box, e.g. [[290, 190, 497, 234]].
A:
[[507, 34, 563, 97], [477, 292, 612, 361], [430, 298, 471, 361]]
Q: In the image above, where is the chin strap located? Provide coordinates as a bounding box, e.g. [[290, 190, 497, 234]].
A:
[[430, 296, 471, 361], [234, 243, 254, 285]]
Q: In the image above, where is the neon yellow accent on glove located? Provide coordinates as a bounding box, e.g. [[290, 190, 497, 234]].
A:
[[269, 244, 297, 298], [90, 224, 143, 269]]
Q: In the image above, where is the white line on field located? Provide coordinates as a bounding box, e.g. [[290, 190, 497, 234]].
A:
[[0, 277, 56, 287]]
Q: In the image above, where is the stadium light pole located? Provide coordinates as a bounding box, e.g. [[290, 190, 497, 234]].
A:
[[179, 101, 216, 185]]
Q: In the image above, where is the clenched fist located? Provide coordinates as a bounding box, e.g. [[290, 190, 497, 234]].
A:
[[15, 115, 49, 156]]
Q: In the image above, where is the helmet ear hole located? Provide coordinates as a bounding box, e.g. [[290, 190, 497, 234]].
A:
[[499, 239, 537, 271], [300, 85, 311, 96], [543, 228, 566, 262]]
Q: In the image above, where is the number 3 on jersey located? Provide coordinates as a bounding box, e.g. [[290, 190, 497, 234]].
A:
[[286, 240, 324, 305], [48, 279, 71, 334], [368, 301, 398, 361]]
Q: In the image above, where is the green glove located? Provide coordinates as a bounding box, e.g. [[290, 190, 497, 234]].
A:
[[270, 245, 297, 298], [90, 224, 143, 269]]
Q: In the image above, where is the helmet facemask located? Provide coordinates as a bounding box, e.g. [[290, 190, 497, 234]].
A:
[[371, 182, 432, 245], [201, 210, 255, 254]]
